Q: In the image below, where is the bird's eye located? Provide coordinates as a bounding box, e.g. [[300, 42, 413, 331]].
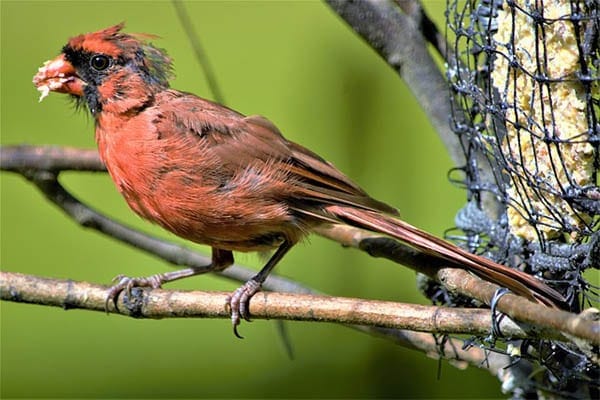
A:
[[90, 54, 111, 71]]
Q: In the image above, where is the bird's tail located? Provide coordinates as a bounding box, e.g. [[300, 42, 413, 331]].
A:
[[327, 205, 568, 309]]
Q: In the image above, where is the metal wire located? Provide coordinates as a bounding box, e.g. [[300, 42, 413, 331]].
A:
[[445, 0, 599, 395]]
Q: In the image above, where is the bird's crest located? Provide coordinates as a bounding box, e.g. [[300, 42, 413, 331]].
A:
[[66, 23, 174, 87]]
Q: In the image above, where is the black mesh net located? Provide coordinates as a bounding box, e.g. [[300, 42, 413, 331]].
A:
[[444, 0, 599, 396]]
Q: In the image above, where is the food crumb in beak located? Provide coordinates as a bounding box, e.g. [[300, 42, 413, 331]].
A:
[[36, 77, 72, 102], [34, 56, 83, 101], [38, 85, 50, 102]]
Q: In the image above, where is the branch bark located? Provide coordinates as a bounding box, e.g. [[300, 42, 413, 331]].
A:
[[1, 270, 553, 339], [0, 276, 519, 378], [324, 0, 503, 215], [324, 0, 466, 167], [1, 145, 599, 348]]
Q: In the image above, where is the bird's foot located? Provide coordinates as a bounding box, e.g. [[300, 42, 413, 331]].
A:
[[105, 273, 164, 312], [226, 279, 262, 338]]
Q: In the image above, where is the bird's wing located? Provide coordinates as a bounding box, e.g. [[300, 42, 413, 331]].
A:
[[243, 115, 399, 216], [159, 93, 397, 216]]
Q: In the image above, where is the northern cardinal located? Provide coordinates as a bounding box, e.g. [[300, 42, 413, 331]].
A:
[[33, 24, 567, 335]]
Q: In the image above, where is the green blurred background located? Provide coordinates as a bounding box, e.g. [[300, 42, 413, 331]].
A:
[[1, 1, 505, 398]]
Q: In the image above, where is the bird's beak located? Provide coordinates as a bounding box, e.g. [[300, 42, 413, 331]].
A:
[[33, 54, 85, 102]]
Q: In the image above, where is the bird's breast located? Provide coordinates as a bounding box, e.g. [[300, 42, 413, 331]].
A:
[[94, 112, 306, 251]]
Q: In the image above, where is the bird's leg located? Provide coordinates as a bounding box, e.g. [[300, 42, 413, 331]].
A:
[[105, 248, 233, 311], [227, 241, 294, 338]]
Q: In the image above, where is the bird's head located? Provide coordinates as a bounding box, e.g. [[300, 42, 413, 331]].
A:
[[33, 23, 173, 115]]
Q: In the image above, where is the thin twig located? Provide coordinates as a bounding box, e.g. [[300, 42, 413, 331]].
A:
[[172, 0, 226, 104]]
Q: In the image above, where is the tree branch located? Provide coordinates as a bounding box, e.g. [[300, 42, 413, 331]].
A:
[[0, 274, 522, 377], [392, 0, 450, 61], [1, 144, 598, 348], [324, 0, 465, 167], [317, 225, 600, 345], [1, 270, 554, 339], [324, 0, 502, 214]]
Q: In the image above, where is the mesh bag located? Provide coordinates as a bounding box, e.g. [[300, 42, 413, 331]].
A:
[[446, 0, 599, 304], [445, 0, 598, 395]]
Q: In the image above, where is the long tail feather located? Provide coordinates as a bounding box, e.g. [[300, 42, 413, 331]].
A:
[[328, 205, 568, 309]]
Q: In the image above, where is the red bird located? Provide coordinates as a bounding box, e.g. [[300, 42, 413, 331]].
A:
[[34, 24, 566, 334]]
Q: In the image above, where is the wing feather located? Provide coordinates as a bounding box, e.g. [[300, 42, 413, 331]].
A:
[[160, 97, 398, 218]]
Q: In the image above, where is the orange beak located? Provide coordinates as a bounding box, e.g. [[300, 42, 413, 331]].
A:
[[33, 54, 85, 101]]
